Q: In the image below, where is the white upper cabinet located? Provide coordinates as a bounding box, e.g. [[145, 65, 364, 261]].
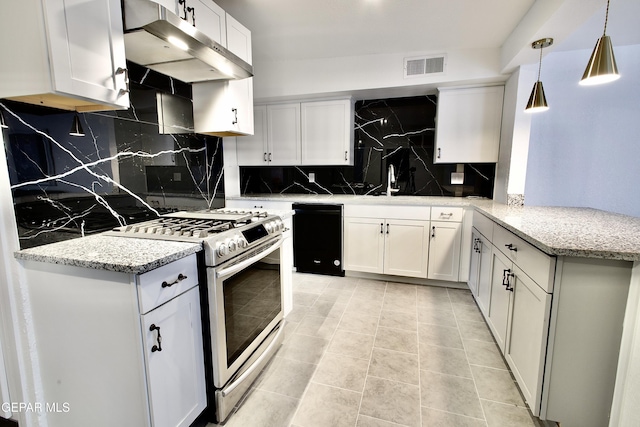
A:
[[267, 103, 302, 165], [235, 105, 268, 165], [0, 0, 130, 112], [301, 99, 354, 165], [141, 0, 227, 46], [193, 77, 254, 136], [236, 98, 354, 166], [434, 86, 504, 163], [225, 12, 252, 64], [190, 5, 254, 136]]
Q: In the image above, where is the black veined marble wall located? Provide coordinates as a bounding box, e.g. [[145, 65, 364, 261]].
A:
[[240, 96, 495, 197]]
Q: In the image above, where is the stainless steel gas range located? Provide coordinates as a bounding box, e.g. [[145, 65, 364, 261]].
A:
[[108, 208, 286, 423]]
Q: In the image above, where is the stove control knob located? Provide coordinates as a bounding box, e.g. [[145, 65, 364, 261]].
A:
[[274, 219, 283, 231], [265, 222, 273, 233], [227, 237, 238, 253], [216, 242, 229, 257], [237, 236, 248, 248]]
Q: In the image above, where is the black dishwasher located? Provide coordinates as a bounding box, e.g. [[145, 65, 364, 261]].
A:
[[292, 203, 344, 276]]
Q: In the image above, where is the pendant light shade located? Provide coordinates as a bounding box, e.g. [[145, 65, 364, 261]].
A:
[[580, 34, 619, 85], [526, 81, 549, 112], [580, 0, 619, 85], [69, 113, 85, 137], [525, 38, 553, 113]]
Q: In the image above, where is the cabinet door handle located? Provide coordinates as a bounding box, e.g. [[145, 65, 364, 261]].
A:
[[437, 148, 441, 159], [431, 226, 436, 238], [264, 152, 267, 162], [344, 151, 348, 161], [386, 224, 390, 234], [115, 67, 130, 96], [380, 223, 384, 234], [150, 324, 162, 352], [505, 243, 518, 252], [161, 273, 187, 288], [268, 153, 272, 162], [178, 0, 188, 20], [502, 269, 511, 286], [502, 269, 515, 291], [232, 108, 238, 125], [187, 6, 196, 26]]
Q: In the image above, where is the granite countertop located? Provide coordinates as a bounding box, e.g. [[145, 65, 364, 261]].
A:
[[473, 203, 640, 262], [227, 194, 481, 206], [230, 194, 640, 261], [15, 234, 202, 274]]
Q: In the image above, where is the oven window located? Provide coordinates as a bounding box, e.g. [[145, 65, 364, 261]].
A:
[[223, 249, 282, 367]]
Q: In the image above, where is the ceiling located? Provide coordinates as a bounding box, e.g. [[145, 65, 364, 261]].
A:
[[215, 0, 640, 67]]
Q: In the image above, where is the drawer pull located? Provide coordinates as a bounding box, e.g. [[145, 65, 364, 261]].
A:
[[380, 223, 384, 234], [505, 243, 518, 252], [162, 273, 187, 288], [150, 324, 162, 352], [440, 212, 454, 218], [431, 226, 436, 238]]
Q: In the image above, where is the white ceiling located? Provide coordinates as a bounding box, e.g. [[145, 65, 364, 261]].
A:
[[215, 0, 640, 66]]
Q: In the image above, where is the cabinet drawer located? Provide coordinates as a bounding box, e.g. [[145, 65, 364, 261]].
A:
[[473, 211, 494, 240], [344, 204, 430, 220], [493, 226, 555, 292], [431, 206, 463, 222], [138, 254, 199, 314]]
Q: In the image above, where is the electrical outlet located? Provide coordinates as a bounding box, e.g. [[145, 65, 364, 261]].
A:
[[173, 172, 182, 182], [309, 172, 315, 183]]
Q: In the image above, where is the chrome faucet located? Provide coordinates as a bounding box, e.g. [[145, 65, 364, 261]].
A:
[[386, 164, 399, 196]]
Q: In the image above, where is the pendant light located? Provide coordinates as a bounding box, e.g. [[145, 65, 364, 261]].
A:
[[580, 0, 619, 85], [69, 113, 85, 137], [525, 38, 553, 113]]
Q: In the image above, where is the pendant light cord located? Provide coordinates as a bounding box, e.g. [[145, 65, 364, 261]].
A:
[[537, 45, 543, 82], [603, 0, 610, 35]]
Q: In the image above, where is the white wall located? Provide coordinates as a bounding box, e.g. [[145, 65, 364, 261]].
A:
[[253, 47, 507, 102], [524, 44, 640, 217]]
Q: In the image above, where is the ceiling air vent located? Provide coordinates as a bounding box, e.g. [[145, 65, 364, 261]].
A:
[[404, 55, 445, 78]]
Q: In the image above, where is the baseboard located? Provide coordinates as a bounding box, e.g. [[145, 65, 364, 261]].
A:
[[344, 270, 468, 289]]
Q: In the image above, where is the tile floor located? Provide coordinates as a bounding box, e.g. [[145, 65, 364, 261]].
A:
[[212, 273, 545, 427]]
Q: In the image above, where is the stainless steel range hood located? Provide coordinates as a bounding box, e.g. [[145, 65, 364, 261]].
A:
[[122, 2, 253, 83]]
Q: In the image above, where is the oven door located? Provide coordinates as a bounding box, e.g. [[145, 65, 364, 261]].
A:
[[207, 235, 284, 388]]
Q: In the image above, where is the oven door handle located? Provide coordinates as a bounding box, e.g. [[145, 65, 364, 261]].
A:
[[215, 236, 283, 279]]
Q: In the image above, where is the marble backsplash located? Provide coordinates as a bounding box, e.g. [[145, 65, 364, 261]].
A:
[[1, 62, 224, 249], [240, 96, 495, 198]]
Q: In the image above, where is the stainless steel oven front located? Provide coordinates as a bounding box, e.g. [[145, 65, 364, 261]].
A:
[[206, 234, 285, 422]]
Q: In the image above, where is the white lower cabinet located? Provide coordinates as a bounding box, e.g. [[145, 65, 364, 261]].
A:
[[344, 211, 430, 279], [476, 238, 493, 314], [21, 254, 206, 427], [504, 266, 551, 413], [427, 221, 462, 281], [384, 219, 430, 278], [345, 218, 431, 278], [470, 212, 631, 427], [142, 286, 206, 427], [485, 232, 554, 415], [343, 217, 385, 274], [486, 248, 512, 351], [486, 246, 551, 412]]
